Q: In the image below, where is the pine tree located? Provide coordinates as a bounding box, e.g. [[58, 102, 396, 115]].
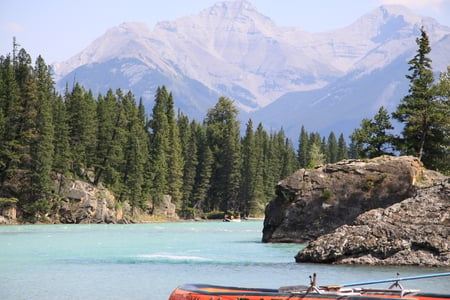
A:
[[278, 129, 297, 179], [178, 115, 199, 217], [308, 132, 325, 168], [0, 55, 21, 184], [52, 94, 70, 191], [240, 119, 257, 216], [27, 56, 55, 216], [191, 122, 212, 213], [148, 87, 170, 207], [205, 97, 241, 213], [337, 133, 348, 161], [165, 92, 184, 205], [392, 27, 440, 165], [426, 67, 450, 174], [252, 123, 268, 215], [65, 84, 97, 177], [350, 106, 394, 158], [94, 89, 125, 187], [119, 91, 148, 208], [297, 125, 309, 168], [327, 131, 338, 163]]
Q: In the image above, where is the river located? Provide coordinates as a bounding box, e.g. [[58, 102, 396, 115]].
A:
[[0, 221, 448, 299]]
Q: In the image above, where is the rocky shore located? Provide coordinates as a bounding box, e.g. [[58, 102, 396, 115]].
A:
[[0, 175, 178, 224], [263, 155, 449, 266]]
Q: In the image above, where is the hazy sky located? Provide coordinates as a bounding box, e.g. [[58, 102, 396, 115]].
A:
[[1, 0, 449, 64]]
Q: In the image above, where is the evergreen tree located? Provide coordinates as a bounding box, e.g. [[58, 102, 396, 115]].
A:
[[178, 115, 198, 217], [166, 92, 184, 205], [11, 50, 36, 179], [119, 91, 148, 208], [252, 123, 268, 215], [205, 97, 241, 213], [26, 56, 55, 216], [308, 132, 325, 168], [52, 94, 70, 190], [297, 125, 309, 168], [183, 124, 198, 214], [65, 84, 97, 177], [348, 139, 363, 159], [350, 106, 394, 158], [327, 131, 338, 163], [392, 27, 441, 166], [426, 67, 450, 174], [279, 129, 298, 179], [94, 89, 125, 187], [0, 55, 21, 184], [337, 133, 348, 161], [191, 122, 212, 214], [240, 119, 257, 216], [148, 87, 169, 207], [264, 132, 280, 200]]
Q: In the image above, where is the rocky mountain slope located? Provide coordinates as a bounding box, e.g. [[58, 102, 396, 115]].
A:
[[53, 1, 450, 137]]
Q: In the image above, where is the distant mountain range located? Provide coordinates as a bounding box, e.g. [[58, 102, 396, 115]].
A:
[[53, 0, 450, 139]]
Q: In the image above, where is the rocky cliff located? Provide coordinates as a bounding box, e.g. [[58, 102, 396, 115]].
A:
[[295, 179, 449, 266]]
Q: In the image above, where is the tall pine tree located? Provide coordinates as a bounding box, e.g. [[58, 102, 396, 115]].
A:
[[392, 27, 440, 166], [205, 97, 241, 213]]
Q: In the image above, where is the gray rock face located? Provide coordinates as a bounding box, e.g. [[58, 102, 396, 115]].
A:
[[263, 156, 427, 243], [57, 179, 119, 224], [295, 179, 449, 266]]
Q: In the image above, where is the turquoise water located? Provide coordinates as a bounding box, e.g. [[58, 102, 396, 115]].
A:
[[0, 221, 448, 299]]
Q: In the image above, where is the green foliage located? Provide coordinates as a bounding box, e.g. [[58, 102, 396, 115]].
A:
[[321, 189, 333, 200], [205, 96, 242, 212], [337, 133, 348, 161], [0, 197, 18, 207], [350, 106, 394, 158], [393, 27, 449, 172]]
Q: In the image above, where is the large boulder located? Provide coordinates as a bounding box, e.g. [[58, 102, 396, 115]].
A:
[[295, 178, 449, 266], [262, 156, 443, 243]]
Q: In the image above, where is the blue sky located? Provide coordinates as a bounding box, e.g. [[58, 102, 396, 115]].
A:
[[1, 0, 449, 64]]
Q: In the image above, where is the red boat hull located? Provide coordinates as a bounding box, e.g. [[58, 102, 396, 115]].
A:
[[168, 283, 450, 300]]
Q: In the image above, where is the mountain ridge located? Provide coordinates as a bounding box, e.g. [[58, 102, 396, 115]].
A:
[[53, 0, 450, 138]]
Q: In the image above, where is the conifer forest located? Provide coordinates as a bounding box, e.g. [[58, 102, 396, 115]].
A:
[[0, 28, 448, 221]]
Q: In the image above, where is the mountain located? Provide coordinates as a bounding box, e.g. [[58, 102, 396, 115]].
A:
[[53, 0, 450, 139]]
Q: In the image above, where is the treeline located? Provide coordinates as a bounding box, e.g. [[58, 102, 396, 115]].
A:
[[1, 28, 448, 221], [0, 47, 349, 220]]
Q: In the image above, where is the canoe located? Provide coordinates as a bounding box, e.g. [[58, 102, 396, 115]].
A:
[[168, 273, 450, 300]]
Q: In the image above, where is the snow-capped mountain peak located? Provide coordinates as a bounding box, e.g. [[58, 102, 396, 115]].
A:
[[53, 1, 450, 139]]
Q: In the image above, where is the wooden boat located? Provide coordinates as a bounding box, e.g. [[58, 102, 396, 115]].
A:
[[168, 273, 450, 300]]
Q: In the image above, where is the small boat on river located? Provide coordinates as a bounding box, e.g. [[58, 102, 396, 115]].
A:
[[168, 273, 450, 300]]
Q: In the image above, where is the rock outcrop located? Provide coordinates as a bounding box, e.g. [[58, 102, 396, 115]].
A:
[[263, 156, 433, 243], [0, 201, 17, 225], [56, 178, 121, 224], [0, 175, 179, 224], [262, 155, 449, 266], [55, 178, 179, 223], [295, 179, 449, 266]]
